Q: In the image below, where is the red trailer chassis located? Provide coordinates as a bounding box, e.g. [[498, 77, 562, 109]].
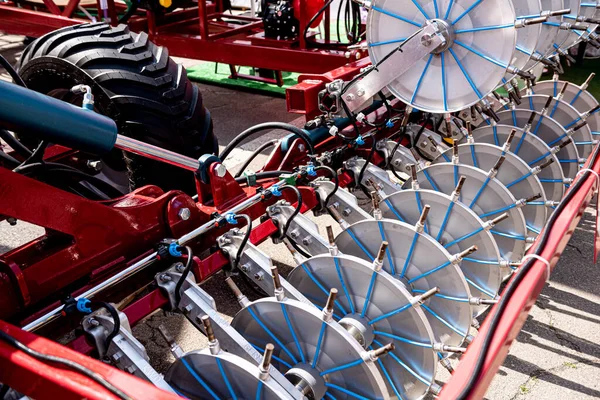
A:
[[0, 0, 356, 81]]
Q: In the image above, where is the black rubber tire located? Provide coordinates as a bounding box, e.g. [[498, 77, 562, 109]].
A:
[[17, 22, 217, 194]]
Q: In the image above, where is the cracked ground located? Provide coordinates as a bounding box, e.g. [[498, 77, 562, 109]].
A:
[[2, 33, 600, 398]]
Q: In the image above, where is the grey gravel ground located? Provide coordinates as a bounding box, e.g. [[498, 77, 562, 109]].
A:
[[2, 33, 600, 399]]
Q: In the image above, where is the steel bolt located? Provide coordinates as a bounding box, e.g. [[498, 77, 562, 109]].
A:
[[342, 207, 352, 217], [88, 318, 100, 327], [125, 365, 137, 374], [421, 33, 433, 47], [345, 94, 356, 102], [241, 263, 251, 272], [6, 217, 17, 226], [178, 208, 191, 221], [159, 274, 171, 282], [356, 88, 366, 97], [87, 160, 103, 172], [302, 237, 313, 246], [175, 263, 185, 273], [183, 304, 194, 314], [254, 271, 265, 281], [215, 164, 228, 178], [298, 144, 306, 152], [289, 229, 300, 239], [111, 352, 123, 362]]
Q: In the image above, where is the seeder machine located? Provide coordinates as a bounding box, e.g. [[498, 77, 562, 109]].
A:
[[1, 0, 600, 398]]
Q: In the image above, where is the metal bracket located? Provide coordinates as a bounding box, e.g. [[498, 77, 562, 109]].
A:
[[313, 181, 372, 226], [345, 157, 403, 196], [82, 309, 175, 393]]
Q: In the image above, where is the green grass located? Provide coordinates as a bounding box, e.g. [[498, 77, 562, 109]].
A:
[[546, 58, 600, 99]]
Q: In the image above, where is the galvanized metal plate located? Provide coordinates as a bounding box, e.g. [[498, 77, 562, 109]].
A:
[[287, 254, 436, 400], [366, 0, 516, 112], [469, 124, 566, 202], [334, 219, 473, 348], [535, 0, 564, 56], [231, 298, 389, 400], [166, 351, 289, 400], [379, 189, 502, 315], [495, 109, 581, 179], [516, 94, 594, 158], [433, 143, 548, 234], [507, 0, 543, 78], [531, 80, 600, 134], [403, 163, 528, 261]]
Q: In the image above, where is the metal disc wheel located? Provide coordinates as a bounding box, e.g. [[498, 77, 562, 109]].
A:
[[379, 189, 502, 315], [334, 219, 473, 348], [366, 0, 516, 112], [494, 109, 581, 179], [468, 124, 566, 202], [403, 163, 528, 261], [535, 0, 565, 57], [287, 254, 437, 400], [231, 298, 390, 400], [508, 0, 543, 76], [433, 143, 548, 234]]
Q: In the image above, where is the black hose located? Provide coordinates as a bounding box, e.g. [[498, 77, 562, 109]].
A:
[[314, 165, 339, 207], [357, 136, 378, 197], [277, 185, 303, 239], [0, 149, 19, 167], [88, 301, 120, 351], [234, 139, 279, 178], [13, 141, 48, 172], [232, 214, 252, 271], [0, 330, 133, 400], [0, 129, 33, 158], [174, 246, 194, 307], [220, 122, 315, 162], [456, 143, 600, 399], [286, 235, 313, 258], [0, 54, 26, 87]]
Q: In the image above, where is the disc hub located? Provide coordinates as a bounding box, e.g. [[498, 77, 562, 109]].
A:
[[338, 314, 375, 348], [285, 364, 327, 400], [426, 19, 454, 54]]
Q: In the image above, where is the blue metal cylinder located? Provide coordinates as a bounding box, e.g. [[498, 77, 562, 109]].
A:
[[0, 80, 117, 154]]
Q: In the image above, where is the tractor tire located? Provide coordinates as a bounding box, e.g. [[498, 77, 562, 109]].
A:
[[17, 22, 217, 195]]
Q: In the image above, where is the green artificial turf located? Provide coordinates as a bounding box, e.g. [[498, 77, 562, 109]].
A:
[[186, 63, 301, 97]]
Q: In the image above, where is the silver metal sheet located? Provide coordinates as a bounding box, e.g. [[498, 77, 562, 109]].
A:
[[403, 163, 528, 261], [379, 189, 502, 315], [469, 124, 566, 201], [232, 298, 390, 400], [531, 80, 600, 134], [516, 94, 594, 158], [535, 0, 564, 56], [166, 351, 293, 400], [334, 219, 473, 348], [433, 143, 548, 234], [367, 0, 516, 112], [494, 109, 581, 179], [287, 254, 436, 400], [507, 0, 543, 77]]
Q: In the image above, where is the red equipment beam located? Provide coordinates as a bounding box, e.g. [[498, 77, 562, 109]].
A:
[[439, 151, 600, 399], [0, 5, 83, 37], [0, 321, 180, 400]]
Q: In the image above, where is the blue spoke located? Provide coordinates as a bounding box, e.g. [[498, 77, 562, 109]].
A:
[[448, 48, 483, 99], [532, 114, 545, 135], [401, 232, 420, 278], [407, 260, 452, 283], [454, 40, 506, 68], [248, 308, 299, 364], [479, 202, 516, 218], [539, 178, 565, 183], [373, 331, 432, 348], [320, 358, 365, 376], [452, 0, 486, 25], [441, 51, 448, 111], [422, 169, 441, 191], [549, 98, 560, 118], [255, 381, 263, 400], [505, 171, 533, 188], [527, 224, 541, 234], [216, 358, 237, 400], [455, 23, 513, 33], [463, 257, 499, 266], [411, 54, 434, 104], [383, 199, 406, 222], [490, 230, 526, 240], [373, 339, 431, 386], [444, 226, 484, 248], [324, 393, 337, 400], [413, 289, 469, 302], [324, 383, 370, 400], [565, 116, 582, 129], [250, 343, 293, 370], [469, 176, 491, 208], [181, 358, 221, 400], [334, 257, 356, 315], [436, 201, 455, 242], [528, 152, 551, 166], [300, 264, 348, 315], [312, 321, 327, 368], [570, 88, 583, 105], [377, 220, 396, 275], [422, 304, 467, 336], [415, 190, 429, 234], [492, 125, 499, 146], [514, 129, 528, 155], [465, 277, 495, 298], [444, 0, 455, 19], [470, 144, 479, 168], [369, 302, 412, 325], [372, 6, 422, 27], [375, 357, 406, 400], [281, 303, 306, 364], [441, 152, 451, 162], [346, 229, 375, 261], [410, 0, 431, 19], [548, 133, 567, 147], [369, 37, 407, 47], [516, 44, 532, 56], [361, 271, 378, 317]]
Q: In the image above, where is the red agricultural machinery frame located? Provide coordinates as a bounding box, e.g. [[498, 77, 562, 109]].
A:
[[0, 0, 353, 79]]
